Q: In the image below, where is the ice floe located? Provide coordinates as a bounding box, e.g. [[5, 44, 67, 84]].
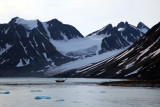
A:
[[0, 91, 10, 94], [55, 99, 65, 102], [31, 90, 42, 92], [100, 91, 106, 93], [34, 96, 51, 100]]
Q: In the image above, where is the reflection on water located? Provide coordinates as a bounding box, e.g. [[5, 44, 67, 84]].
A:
[[0, 78, 160, 107]]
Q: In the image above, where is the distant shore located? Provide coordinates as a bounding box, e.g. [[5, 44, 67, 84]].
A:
[[100, 80, 160, 87]]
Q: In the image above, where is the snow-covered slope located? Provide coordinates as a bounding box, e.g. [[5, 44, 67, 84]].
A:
[[46, 48, 126, 76], [50, 34, 107, 58], [62, 22, 160, 80]]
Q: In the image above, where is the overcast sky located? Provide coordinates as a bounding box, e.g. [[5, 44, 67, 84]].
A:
[[0, 0, 160, 36]]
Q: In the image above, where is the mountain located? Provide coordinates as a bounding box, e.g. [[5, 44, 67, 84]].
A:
[[0, 17, 149, 77], [56, 22, 149, 58], [0, 17, 83, 76], [63, 22, 160, 80], [46, 22, 149, 77], [88, 22, 149, 54]]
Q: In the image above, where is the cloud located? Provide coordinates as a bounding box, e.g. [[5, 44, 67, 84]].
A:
[[0, 0, 160, 35]]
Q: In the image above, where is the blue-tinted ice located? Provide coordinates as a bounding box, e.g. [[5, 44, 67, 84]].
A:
[[31, 90, 42, 92], [55, 99, 65, 102], [0, 91, 10, 94], [34, 96, 51, 100]]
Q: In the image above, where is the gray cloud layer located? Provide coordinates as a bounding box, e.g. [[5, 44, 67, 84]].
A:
[[0, 0, 159, 35]]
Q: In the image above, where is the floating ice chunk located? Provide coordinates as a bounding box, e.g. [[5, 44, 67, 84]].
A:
[[34, 96, 51, 100], [55, 99, 65, 102], [0, 91, 10, 94], [100, 91, 106, 93], [31, 90, 42, 92]]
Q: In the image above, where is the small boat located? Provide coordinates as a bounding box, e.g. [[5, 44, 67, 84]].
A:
[[55, 71, 66, 82], [55, 79, 65, 82]]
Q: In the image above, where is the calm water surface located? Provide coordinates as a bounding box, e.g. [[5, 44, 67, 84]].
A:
[[0, 78, 160, 107]]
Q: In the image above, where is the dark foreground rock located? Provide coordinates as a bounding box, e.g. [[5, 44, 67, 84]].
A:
[[100, 80, 160, 87]]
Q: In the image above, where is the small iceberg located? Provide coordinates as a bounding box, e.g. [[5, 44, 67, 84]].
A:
[[34, 96, 51, 100], [31, 90, 42, 92], [100, 91, 106, 93], [55, 99, 65, 102], [0, 91, 10, 94]]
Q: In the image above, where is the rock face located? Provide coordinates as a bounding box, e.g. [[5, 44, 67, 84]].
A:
[[64, 22, 160, 80], [0, 17, 83, 76], [88, 22, 149, 53], [44, 19, 83, 40]]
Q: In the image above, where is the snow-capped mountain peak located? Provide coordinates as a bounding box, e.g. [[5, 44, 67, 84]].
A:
[[10, 17, 38, 30]]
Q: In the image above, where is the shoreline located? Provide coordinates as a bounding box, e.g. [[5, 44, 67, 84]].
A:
[[99, 80, 160, 87]]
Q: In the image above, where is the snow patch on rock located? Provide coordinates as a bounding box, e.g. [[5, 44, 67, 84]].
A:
[[125, 67, 141, 77], [118, 28, 125, 32], [0, 44, 12, 55], [125, 62, 135, 69], [116, 70, 122, 74], [42, 22, 51, 38], [141, 28, 148, 33], [152, 48, 160, 57], [61, 32, 68, 40], [16, 59, 29, 67]]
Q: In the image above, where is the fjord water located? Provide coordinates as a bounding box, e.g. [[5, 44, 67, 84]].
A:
[[0, 78, 160, 107]]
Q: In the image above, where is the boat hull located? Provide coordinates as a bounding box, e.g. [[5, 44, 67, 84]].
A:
[[55, 80, 65, 82]]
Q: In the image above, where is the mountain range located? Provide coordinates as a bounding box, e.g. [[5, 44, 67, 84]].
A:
[[0, 17, 149, 77], [59, 22, 160, 80]]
